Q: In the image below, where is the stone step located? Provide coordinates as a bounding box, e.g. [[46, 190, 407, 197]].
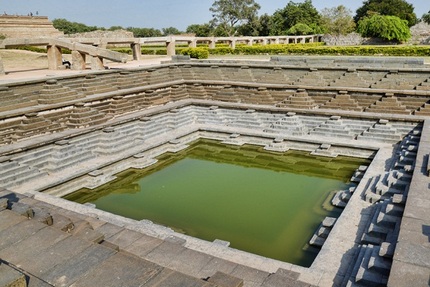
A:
[[368, 247, 391, 275], [0, 262, 26, 287]]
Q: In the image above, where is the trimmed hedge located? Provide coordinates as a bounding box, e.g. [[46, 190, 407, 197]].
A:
[[179, 48, 209, 59]]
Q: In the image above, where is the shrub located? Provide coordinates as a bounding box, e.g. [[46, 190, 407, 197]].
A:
[[179, 48, 209, 59]]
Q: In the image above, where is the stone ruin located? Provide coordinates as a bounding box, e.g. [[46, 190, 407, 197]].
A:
[[0, 56, 429, 287]]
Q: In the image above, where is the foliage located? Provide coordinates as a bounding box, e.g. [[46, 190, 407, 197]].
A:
[[354, 0, 417, 27], [320, 5, 356, 35], [126, 27, 162, 37], [270, 0, 321, 35], [179, 47, 210, 59], [108, 26, 124, 31], [52, 18, 102, 34], [422, 11, 430, 24], [357, 14, 411, 42], [162, 27, 182, 36], [287, 23, 314, 35], [186, 23, 213, 37], [209, 0, 261, 36], [0, 34, 6, 40], [206, 43, 430, 57]]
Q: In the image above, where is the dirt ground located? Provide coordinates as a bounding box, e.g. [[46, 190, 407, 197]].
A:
[[0, 49, 51, 71]]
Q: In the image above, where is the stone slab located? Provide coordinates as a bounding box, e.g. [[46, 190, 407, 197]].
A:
[[105, 228, 144, 250], [0, 226, 70, 264], [20, 235, 92, 276], [0, 209, 27, 232], [387, 260, 430, 287], [42, 243, 117, 286], [144, 268, 213, 287], [229, 265, 270, 286], [0, 219, 47, 252], [167, 248, 214, 278], [0, 263, 26, 287], [198, 257, 239, 279], [69, 252, 163, 287], [144, 240, 187, 267], [208, 271, 244, 287], [123, 234, 164, 257]]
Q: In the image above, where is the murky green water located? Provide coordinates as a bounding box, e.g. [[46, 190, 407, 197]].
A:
[[65, 139, 369, 267]]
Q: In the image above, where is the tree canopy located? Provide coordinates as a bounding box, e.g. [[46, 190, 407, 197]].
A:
[[422, 11, 430, 24], [209, 0, 261, 36], [320, 5, 356, 35], [270, 0, 321, 35], [52, 18, 101, 34], [357, 14, 411, 42], [354, 0, 417, 27]]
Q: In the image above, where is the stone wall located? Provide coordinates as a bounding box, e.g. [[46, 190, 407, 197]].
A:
[[409, 21, 430, 44], [0, 15, 63, 38]]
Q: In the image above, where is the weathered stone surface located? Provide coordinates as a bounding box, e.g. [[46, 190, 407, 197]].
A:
[[70, 252, 163, 287], [208, 271, 243, 287], [0, 263, 26, 287]]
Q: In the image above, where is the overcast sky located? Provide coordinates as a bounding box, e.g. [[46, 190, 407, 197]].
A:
[[1, 0, 428, 31]]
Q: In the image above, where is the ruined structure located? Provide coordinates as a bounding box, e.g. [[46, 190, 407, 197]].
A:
[[0, 56, 429, 287]]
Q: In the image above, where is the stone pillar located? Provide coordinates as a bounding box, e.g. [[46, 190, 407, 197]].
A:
[[275, 38, 280, 44], [131, 43, 141, 60], [90, 56, 104, 70], [229, 39, 236, 49], [247, 38, 253, 46], [262, 38, 268, 45], [166, 40, 176, 56], [189, 40, 197, 48], [209, 39, 216, 49], [0, 55, 5, 75], [47, 45, 62, 70], [71, 50, 86, 70]]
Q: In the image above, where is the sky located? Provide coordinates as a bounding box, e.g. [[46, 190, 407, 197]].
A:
[[0, 0, 428, 31]]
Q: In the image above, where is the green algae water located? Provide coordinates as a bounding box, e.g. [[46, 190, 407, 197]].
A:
[[65, 139, 370, 267]]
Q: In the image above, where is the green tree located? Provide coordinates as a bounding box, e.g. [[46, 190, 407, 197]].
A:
[[354, 0, 417, 27], [108, 26, 124, 31], [287, 23, 314, 35], [126, 27, 162, 37], [357, 14, 411, 42], [162, 27, 182, 36], [270, 0, 321, 35], [186, 23, 213, 36], [422, 11, 430, 24], [320, 5, 355, 35], [53, 18, 101, 34], [209, 0, 261, 36]]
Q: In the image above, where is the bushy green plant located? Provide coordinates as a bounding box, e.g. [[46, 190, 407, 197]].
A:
[[179, 48, 209, 59], [357, 15, 411, 42], [287, 23, 314, 35]]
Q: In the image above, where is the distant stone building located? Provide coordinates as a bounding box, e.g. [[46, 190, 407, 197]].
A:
[[0, 15, 63, 38]]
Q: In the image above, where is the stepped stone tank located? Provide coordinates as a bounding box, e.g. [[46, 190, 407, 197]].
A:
[[0, 56, 429, 287]]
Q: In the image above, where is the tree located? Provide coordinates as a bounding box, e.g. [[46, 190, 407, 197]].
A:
[[126, 27, 162, 37], [108, 26, 124, 31], [209, 0, 261, 36], [357, 14, 411, 42], [270, 0, 321, 35], [287, 23, 314, 35], [53, 18, 101, 34], [354, 0, 417, 27], [186, 24, 213, 37], [162, 27, 182, 36], [320, 5, 355, 35], [422, 11, 430, 24]]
